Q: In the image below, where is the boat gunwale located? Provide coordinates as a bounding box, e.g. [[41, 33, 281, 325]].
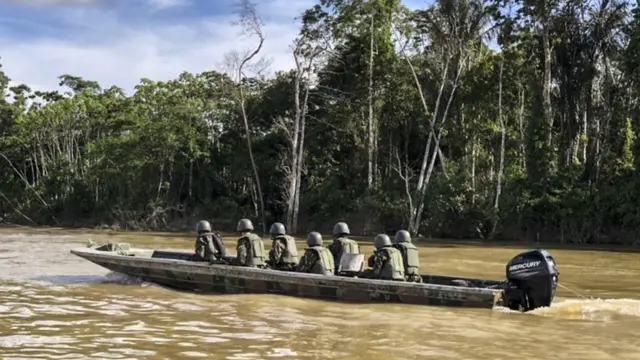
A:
[[70, 247, 503, 296]]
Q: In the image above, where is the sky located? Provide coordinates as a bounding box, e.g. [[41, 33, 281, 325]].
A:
[[0, 0, 425, 95]]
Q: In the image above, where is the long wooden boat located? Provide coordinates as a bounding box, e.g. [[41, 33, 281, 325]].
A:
[[70, 243, 559, 312]]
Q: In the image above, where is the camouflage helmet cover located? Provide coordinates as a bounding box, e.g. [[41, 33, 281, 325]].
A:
[[333, 222, 350, 237], [374, 234, 392, 249], [196, 220, 212, 233], [237, 218, 254, 232], [395, 230, 411, 243], [270, 222, 286, 236], [306, 231, 323, 247]]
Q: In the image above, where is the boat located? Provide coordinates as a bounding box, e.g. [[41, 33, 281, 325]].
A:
[[70, 243, 559, 312]]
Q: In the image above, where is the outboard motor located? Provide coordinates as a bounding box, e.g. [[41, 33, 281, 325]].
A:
[[502, 249, 558, 312]]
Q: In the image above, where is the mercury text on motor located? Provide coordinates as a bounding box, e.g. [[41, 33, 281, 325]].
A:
[[509, 261, 542, 272]]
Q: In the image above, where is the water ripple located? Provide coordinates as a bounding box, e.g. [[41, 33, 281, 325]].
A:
[[2, 229, 640, 359], [0, 281, 324, 358]]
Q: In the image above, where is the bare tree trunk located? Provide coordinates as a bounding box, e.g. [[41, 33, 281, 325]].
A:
[[400, 55, 447, 234], [0, 152, 58, 224], [292, 61, 313, 234], [188, 160, 193, 199], [413, 58, 449, 202], [293, 111, 305, 234], [95, 178, 99, 204], [248, 177, 259, 217], [518, 84, 526, 168], [229, 0, 267, 232], [367, 15, 375, 189], [393, 148, 414, 229], [494, 56, 506, 213], [156, 163, 164, 202], [279, 39, 318, 234], [581, 109, 587, 164], [285, 62, 302, 231], [411, 57, 465, 234], [240, 92, 266, 231], [396, 32, 467, 235], [542, 21, 553, 147], [471, 126, 477, 205]]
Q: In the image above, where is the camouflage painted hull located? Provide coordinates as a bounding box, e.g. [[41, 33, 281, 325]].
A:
[[70, 244, 505, 310]]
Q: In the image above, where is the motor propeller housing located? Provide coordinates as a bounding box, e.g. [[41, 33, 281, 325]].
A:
[[502, 249, 559, 312]]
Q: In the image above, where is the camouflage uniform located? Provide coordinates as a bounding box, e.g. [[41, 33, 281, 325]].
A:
[[327, 222, 360, 272], [393, 230, 422, 283], [359, 234, 405, 281], [233, 219, 267, 268], [192, 220, 227, 264], [268, 222, 298, 270], [296, 232, 335, 275]]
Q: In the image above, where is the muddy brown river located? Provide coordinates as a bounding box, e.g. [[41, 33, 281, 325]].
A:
[[1, 227, 640, 359]]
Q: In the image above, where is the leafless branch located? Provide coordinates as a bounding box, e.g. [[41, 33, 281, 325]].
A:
[[224, 0, 268, 232], [392, 148, 415, 220], [274, 116, 293, 141], [227, 0, 270, 80]]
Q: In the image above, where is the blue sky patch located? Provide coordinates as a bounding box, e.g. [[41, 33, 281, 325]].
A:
[[0, 0, 427, 93]]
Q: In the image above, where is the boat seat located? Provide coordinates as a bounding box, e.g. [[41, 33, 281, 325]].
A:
[[151, 250, 192, 260], [94, 243, 131, 252], [451, 279, 473, 287]]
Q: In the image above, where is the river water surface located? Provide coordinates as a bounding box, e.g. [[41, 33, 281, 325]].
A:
[[1, 227, 640, 359]]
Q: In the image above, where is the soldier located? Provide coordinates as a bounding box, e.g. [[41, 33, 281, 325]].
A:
[[327, 222, 360, 272], [233, 218, 267, 268], [367, 252, 375, 268], [267, 222, 299, 270], [192, 220, 226, 264], [393, 230, 422, 283], [296, 232, 335, 275], [359, 234, 405, 281]]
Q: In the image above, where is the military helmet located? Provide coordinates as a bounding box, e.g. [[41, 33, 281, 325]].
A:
[[333, 222, 350, 237], [374, 234, 392, 249], [306, 231, 323, 246], [395, 230, 411, 243], [237, 218, 254, 232], [270, 222, 286, 236], [196, 220, 211, 233]]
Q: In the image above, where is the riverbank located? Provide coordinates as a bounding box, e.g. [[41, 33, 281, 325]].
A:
[[3, 223, 640, 253]]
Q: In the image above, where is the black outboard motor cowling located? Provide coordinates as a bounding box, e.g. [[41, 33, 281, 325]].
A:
[[502, 249, 558, 312]]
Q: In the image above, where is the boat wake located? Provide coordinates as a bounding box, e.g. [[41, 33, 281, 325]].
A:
[[495, 298, 640, 321], [29, 272, 144, 286], [103, 272, 145, 285]]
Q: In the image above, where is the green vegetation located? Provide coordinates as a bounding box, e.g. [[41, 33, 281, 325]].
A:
[[1, 0, 639, 245]]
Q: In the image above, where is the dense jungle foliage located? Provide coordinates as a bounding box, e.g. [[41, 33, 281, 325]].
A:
[[1, 0, 639, 244]]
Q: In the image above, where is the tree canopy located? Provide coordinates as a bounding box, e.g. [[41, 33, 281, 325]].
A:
[[1, 0, 639, 245]]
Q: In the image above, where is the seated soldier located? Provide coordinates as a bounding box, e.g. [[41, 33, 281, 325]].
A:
[[268, 222, 298, 270], [192, 220, 226, 264], [359, 234, 405, 281], [327, 222, 360, 273], [233, 218, 267, 268], [296, 232, 335, 275], [393, 230, 422, 283]]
